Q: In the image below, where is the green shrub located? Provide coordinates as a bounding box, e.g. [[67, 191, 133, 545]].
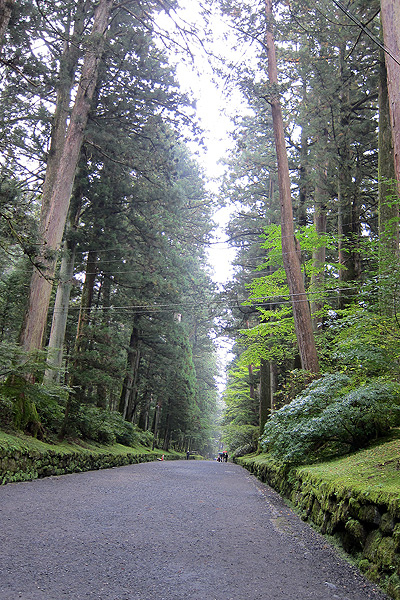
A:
[[106, 412, 153, 447], [231, 442, 257, 459], [34, 384, 68, 434], [74, 405, 153, 447], [134, 426, 154, 448], [222, 424, 259, 454], [76, 406, 116, 445], [260, 373, 400, 466], [0, 393, 13, 428]]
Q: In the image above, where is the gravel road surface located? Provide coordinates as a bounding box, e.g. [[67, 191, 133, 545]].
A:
[[0, 460, 389, 600]]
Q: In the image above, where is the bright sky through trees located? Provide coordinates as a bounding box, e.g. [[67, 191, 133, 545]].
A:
[[156, 2, 255, 286]]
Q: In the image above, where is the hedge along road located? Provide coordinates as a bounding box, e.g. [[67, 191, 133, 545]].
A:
[[0, 460, 389, 600]]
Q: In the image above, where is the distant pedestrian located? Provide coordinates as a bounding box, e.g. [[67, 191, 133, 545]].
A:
[[186, 450, 190, 460], [223, 451, 228, 462]]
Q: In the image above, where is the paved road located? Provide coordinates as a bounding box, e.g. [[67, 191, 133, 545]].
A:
[[0, 460, 388, 600]]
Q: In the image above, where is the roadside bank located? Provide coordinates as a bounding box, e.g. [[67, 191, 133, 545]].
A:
[[0, 431, 183, 484]]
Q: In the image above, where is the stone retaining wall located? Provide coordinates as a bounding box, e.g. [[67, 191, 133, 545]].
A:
[[236, 455, 400, 600], [0, 440, 174, 485]]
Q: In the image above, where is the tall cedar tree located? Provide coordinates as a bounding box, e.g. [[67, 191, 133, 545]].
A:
[[264, 0, 319, 374]]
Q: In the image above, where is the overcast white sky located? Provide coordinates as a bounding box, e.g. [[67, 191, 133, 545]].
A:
[[156, 3, 255, 285]]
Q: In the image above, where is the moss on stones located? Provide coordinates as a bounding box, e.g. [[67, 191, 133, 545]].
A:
[[0, 432, 182, 484], [344, 519, 367, 551], [381, 513, 396, 535]]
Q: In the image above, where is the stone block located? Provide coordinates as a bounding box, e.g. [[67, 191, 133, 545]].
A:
[[359, 504, 381, 525], [344, 518, 367, 550], [380, 512, 395, 535]]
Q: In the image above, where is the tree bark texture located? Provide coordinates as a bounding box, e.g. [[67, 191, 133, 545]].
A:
[[337, 43, 361, 308], [43, 240, 76, 384], [381, 0, 400, 194], [378, 46, 399, 255], [119, 325, 141, 421], [258, 358, 271, 437], [41, 1, 89, 218], [0, 0, 13, 50], [43, 167, 85, 383], [19, 0, 113, 354], [264, 0, 319, 374], [66, 249, 97, 406]]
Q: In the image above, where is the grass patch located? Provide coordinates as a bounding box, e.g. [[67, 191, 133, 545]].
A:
[[298, 437, 400, 502]]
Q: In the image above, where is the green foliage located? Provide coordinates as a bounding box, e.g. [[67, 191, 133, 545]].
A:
[[222, 363, 259, 426], [273, 369, 317, 409], [230, 442, 257, 459], [261, 373, 400, 466], [74, 405, 153, 447], [238, 222, 340, 368], [31, 383, 68, 434], [222, 423, 259, 454], [0, 342, 70, 435], [0, 394, 13, 429], [328, 307, 400, 381]]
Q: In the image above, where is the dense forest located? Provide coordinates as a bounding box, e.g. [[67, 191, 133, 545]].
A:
[[0, 0, 220, 455], [220, 0, 400, 463], [0, 0, 400, 463]]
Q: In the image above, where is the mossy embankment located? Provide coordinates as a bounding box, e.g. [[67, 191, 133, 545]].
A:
[[0, 431, 184, 485], [236, 438, 400, 599]]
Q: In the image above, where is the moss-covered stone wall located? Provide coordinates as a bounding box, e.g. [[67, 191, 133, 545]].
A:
[[236, 454, 400, 600], [0, 433, 180, 485]]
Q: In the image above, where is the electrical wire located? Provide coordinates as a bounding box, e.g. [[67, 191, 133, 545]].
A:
[[52, 284, 362, 314], [332, 0, 400, 67]]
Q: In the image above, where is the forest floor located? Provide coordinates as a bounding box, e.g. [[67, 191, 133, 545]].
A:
[[0, 459, 389, 600]]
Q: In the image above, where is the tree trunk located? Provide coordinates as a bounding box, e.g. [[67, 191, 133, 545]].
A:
[[19, 0, 113, 355], [138, 391, 152, 431], [381, 0, 400, 193], [43, 239, 76, 384], [297, 85, 309, 228], [163, 413, 171, 452], [74, 250, 97, 352], [259, 358, 271, 437], [60, 249, 98, 437], [119, 325, 141, 420], [0, 0, 13, 50], [41, 2, 89, 218], [125, 346, 141, 423], [95, 274, 112, 408], [378, 46, 399, 257], [248, 363, 255, 399], [264, 0, 319, 374], [337, 44, 361, 308], [311, 197, 327, 332], [43, 166, 85, 384], [152, 399, 162, 449]]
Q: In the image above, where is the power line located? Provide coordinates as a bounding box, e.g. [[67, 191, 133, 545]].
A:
[[332, 0, 400, 67], [52, 284, 361, 314]]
